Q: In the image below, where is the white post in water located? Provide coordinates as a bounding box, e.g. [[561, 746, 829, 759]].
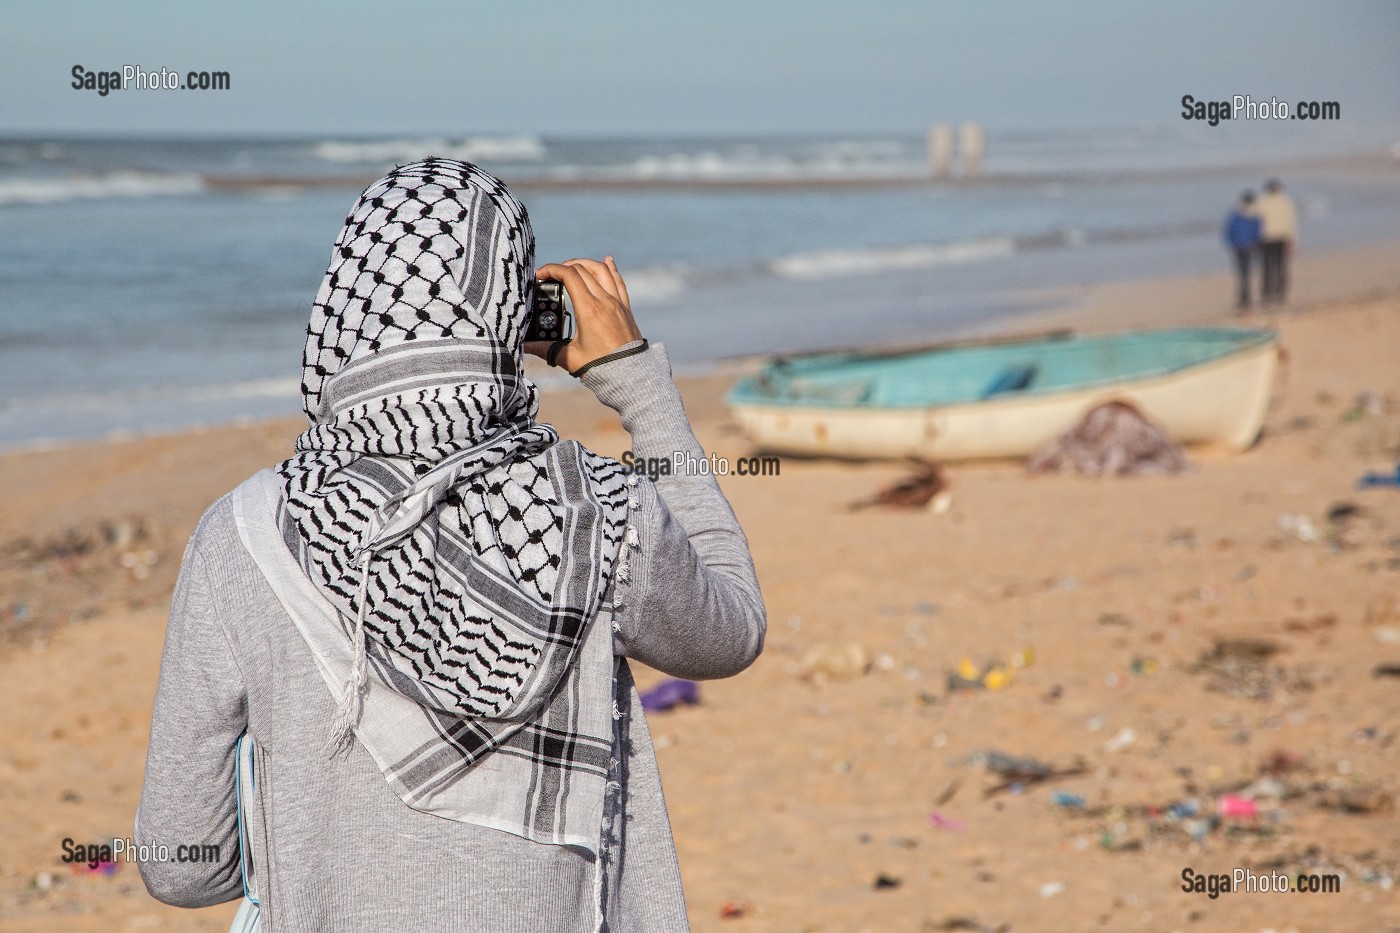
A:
[[927, 123, 953, 179], [959, 122, 985, 179]]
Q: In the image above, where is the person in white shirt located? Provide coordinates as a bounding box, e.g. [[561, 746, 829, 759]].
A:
[[1254, 178, 1298, 304]]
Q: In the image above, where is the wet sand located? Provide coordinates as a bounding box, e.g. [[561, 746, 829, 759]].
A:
[[1, 241, 1399, 932]]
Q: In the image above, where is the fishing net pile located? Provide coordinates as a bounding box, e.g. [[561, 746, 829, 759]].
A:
[[1028, 400, 1189, 477]]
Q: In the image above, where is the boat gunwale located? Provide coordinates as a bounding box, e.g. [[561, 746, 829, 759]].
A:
[[726, 326, 1278, 411]]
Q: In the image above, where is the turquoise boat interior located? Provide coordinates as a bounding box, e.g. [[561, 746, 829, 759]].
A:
[[727, 328, 1276, 409]]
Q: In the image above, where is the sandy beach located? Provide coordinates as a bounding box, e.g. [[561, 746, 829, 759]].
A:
[[2, 241, 1399, 933]]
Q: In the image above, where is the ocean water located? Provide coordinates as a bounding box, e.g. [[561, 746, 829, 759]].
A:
[[2, 124, 1398, 447]]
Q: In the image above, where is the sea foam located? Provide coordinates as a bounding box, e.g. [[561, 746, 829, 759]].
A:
[[767, 237, 1016, 280], [0, 171, 204, 206], [310, 136, 546, 165]]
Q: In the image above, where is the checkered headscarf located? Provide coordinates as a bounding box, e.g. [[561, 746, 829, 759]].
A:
[[272, 159, 634, 851]]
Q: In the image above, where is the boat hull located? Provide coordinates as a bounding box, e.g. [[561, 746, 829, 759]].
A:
[[729, 336, 1279, 461]]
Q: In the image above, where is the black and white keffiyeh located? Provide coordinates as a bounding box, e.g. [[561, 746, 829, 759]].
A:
[[262, 159, 636, 853]]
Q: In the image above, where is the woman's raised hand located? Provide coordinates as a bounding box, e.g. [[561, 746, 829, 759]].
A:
[[525, 256, 643, 373]]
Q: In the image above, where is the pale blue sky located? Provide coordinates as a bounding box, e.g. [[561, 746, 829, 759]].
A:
[[6, 0, 1398, 135]]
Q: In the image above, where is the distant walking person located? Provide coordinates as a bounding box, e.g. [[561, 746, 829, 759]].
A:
[[1223, 190, 1261, 309], [1255, 178, 1298, 304]]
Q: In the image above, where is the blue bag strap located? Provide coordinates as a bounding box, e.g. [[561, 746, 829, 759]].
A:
[[234, 733, 260, 907]]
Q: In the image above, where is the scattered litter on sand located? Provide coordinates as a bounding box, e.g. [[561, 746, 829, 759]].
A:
[[945, 648, 1034, 693], [0, 516, 171, 646], [1188, 637, 1319, 701], [1, 516, 157, 564]]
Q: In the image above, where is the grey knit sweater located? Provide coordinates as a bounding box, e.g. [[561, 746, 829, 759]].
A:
[[135, 343, 766, 932]]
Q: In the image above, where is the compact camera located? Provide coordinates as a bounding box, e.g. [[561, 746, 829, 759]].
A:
[[526, 280, 572, 342]]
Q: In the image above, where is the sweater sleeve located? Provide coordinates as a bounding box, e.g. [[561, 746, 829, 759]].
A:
[[580, 342, 766, 679], [134, 523, 247, 908]]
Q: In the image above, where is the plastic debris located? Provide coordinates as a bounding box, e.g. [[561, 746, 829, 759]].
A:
[[1130, 656, 1158, 675], [1358, 463, 1400, 488], [1038, 881, 1066, 898], [1183, 817, 1218, 841], [1243, 776, 1287, 800], [1051, 791, 1085, 809], [639, 679, 700, 713], [929, 811, 966, 831], [1278, 513, 1320, 542], [981, 666, 1012, 691], [1217, 794, 1259, 819], [719, 900, 748, 919], [1104, 727, 1136, 754], [946, 650, 1033, 693], [1165, 799, 1201, 820], [1028, 400, 1189, 476]]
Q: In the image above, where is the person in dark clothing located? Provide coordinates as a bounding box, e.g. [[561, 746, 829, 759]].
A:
[[1223, 191, 1262, 309]]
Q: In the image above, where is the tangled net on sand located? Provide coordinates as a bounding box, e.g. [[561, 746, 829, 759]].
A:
[[1028, 400, 1189, 477]]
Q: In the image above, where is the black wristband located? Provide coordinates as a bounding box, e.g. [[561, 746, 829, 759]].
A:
[[570, 339, 650, 379], [547, 339, 569, 367]]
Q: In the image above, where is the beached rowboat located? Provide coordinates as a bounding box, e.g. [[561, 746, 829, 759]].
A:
[[726, 328, 1279, 461]]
